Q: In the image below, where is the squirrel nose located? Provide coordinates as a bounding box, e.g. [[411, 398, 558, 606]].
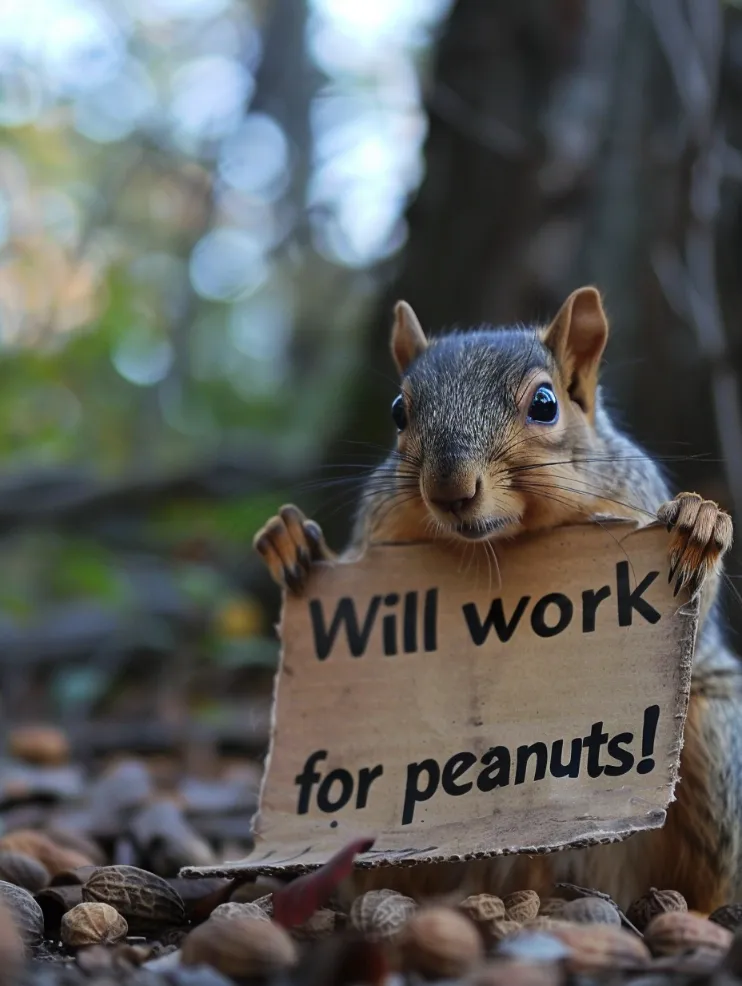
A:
[[428, 476, 482, 515]]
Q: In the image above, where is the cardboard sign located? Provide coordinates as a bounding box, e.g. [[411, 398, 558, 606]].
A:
[[182, 521, 698, 879]]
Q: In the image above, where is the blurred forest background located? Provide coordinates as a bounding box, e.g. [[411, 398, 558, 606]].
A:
[[0, 0, 742, 762]]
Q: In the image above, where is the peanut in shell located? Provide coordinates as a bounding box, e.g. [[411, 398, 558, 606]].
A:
[[644, 910, 732, 956], [504, 890, 540, 923], [401, 906, 484, 978], [82, 865, 185, 933], [181, 915, 297, 978], [61, 902, 128, 948]]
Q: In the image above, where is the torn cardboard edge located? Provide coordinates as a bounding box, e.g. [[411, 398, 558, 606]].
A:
[[180, 812, 670, 879], [181, 517, 698, 880]]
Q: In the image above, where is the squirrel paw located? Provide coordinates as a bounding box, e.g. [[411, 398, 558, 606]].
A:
[[657, 492, 733, 598], [253, 504, 334, 594]]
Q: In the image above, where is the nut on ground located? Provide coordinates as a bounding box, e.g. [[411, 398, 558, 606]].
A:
[[626, 888, 687, 931], [644, 910, 732, 956], [504, 891, 540, 923], [401, 906, 484, 978], [350, 889, 417, 943], [61, 903, 128, 948], [181, 915, 297, 978]]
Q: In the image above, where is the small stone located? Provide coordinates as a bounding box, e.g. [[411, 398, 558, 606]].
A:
[[401, 906, 484, 979], [561, 897, 621, 925], [504, 891, 540, 923], [626, 888, 687, 932], [61, 902, 128, 948]]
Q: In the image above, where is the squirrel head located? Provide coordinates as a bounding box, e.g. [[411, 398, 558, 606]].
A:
[[388, 287, 609, 541]]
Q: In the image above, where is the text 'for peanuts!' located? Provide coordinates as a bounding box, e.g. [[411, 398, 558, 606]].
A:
[[182, 521, 698, 879]]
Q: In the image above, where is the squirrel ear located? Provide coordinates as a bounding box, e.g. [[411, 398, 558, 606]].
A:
[[391, 301, 428, 374], [541, 286, 608, 416]]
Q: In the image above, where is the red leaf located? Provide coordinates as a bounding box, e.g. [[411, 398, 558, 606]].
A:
[[272, 836, 375, 929]]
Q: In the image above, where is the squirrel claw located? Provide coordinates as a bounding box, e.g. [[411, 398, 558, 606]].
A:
[[253, 504, 335, 595], [657, 492, 733, 600]]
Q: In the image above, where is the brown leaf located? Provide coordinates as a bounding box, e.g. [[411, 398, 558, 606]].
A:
[[272, 837, 375, 929]]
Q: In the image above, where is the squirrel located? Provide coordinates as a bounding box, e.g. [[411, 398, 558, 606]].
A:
[[253, 286, 741, 912]]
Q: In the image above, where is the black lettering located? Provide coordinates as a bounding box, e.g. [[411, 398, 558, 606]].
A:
[[317, 769, 354, 812], [295, 750, 327, 814], [402, 759, 440, 825], [403, 591, 417, 653], [442, 752, 476, 795], [309, 596, 382, 660], [463, 595, 530, 645], [582, 585, 611, 632], [583, 721, 609, 778], [356, 764, 384, 808], [515, 742, 548, 784], [531, 593, 573, 638], [550, 738, 582, 778], [616, 563, 661, 626], [604, 732, 635, 777], [477, 747, 511, 791], [383, 594, 399, 656], [637, 704, 660, 774], [424, 589, 438, 652], [382, 617, 397, 655]]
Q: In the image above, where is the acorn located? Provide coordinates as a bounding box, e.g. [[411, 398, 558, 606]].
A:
[[401, 906, 484, 978], [61, 903, 128, 948]]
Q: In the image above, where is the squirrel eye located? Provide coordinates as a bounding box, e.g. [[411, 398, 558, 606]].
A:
[[527, 385, 559, 425], [391, 394, 407, 431]]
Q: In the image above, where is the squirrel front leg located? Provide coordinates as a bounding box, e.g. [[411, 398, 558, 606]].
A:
[[253, 505, 336, 593], [657, 491, 733, 630]]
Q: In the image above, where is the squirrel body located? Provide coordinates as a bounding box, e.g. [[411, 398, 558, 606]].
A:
[[255, 287, 739, 911]]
